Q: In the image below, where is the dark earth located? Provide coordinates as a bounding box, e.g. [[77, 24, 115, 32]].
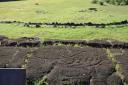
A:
[[0, 35, 128, 85]]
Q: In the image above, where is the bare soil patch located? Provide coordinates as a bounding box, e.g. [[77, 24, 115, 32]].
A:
[[26, 46, 119, 85]]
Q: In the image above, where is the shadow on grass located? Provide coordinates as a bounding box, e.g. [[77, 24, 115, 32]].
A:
[[0, 0, 24, 2]]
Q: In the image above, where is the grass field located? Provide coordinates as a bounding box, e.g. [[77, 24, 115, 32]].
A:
[[0, 0, 128, 23], [0, 24, 128, 42], [0, 0, 128, 41]]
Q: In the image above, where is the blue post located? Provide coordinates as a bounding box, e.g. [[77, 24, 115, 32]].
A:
[[0, 68, 26, 85]]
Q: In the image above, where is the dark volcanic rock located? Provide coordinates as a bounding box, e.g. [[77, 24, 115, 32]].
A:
[[0, 35, 8, 45], [43, 39, 128, 48], [107, 73, 123, 85], [43, 40, 87, 46], [110, 49, 128, 84], [0, 47, 30, 68], [26, 46, 115, 85], [0, 37, 41, 47], [0, 46, 125, 85], [2, 39, 18, 46], [0, 36, 128, 49], [110, 40, 127, 48], [17, 37, 40, 47], [6, 39, 17, 46], [87, 39, 111, 48]]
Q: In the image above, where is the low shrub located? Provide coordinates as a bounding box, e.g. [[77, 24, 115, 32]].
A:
[[92, 0, 128, 5], [91, 0, 98, 4]]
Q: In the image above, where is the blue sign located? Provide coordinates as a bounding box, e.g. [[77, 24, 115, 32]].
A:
[[0, 68, 26, 85]]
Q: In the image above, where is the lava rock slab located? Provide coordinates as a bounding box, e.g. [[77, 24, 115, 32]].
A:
[[110, 49, 128, 84], [0, 47, 30, 68], [26, 46, 116, 85]]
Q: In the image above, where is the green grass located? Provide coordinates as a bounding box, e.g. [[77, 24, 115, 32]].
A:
[[0, 24, 128, 42], [0, 0, 128, 23], [0, 0, 128, 41]]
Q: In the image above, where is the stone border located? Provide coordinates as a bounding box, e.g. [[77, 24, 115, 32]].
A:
[[43, 39, 128, 49], [0, 20, 128, 28], [0, 36, 128, 48]]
